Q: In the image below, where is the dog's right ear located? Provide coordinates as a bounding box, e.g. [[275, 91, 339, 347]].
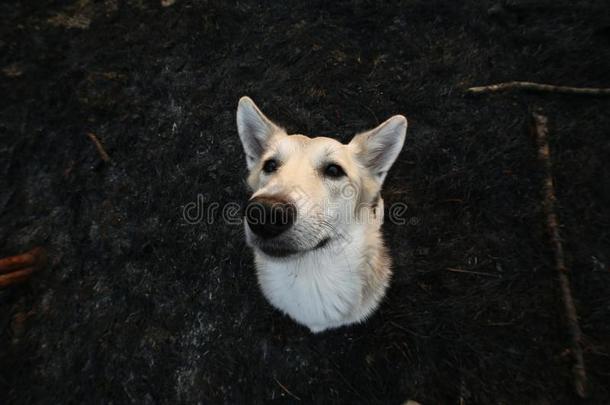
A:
[[237, 97, 284, 169], [349, 115, 407, 184]]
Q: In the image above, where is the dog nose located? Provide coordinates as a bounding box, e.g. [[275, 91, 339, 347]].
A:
[[245, 196, 296, 239]]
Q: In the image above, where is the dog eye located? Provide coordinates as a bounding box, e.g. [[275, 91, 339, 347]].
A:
[[324, 163, 345, 178], [262, 159, 278, 174]]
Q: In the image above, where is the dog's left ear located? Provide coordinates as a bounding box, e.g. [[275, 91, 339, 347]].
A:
[[349, 115, 407, 183], [236, 96, 285, 169]]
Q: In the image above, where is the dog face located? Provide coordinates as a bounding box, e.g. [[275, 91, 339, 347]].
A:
[[237, 97, 407, 259]]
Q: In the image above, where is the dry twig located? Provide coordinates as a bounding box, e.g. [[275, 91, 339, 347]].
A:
[[0, 267, 36, 288], [0, 247, 47, 288], [532, 110, 587, 397], [467, 81, 610, 96], [86, 132, 111, 162], [274, 377, 301, 401], [446, 267, 499, 278], [0, 247, 47, 274]]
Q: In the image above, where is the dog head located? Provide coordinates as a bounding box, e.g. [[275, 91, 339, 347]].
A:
[[237, 96, 407, 258]]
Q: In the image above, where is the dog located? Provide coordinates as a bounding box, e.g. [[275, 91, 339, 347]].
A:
[[236, 97, 407, 333]]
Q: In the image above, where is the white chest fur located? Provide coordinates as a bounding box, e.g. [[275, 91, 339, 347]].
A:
[[254, 230, 372, 333]]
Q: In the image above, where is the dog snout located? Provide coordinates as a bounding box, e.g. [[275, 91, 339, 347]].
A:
[[245, 196, 296, 239]]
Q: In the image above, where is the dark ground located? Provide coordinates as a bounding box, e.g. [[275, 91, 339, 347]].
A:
[[1, 0, 609, 403]]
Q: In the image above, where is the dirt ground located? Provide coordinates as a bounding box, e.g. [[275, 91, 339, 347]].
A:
[[1, 0, 609, 403]]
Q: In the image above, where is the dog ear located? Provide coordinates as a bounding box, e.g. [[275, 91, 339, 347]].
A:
[[236, 97, 284, 169], [349, 115, 407, 183]]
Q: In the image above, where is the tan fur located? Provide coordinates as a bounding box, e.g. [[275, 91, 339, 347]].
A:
[[236, 97, 407, 332]]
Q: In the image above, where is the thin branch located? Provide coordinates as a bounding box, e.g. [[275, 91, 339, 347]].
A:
[[86, 132, 111, 162], [532, 110, 587, 398], [0, 267, 36, 288], [446, 267, 499, 278], [0, 247, 47, 288], [467, 81, 610, 96], [273, 377, 301, 401], [0, 247, 47, 275]]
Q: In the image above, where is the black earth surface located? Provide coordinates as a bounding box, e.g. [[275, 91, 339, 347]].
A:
[[1, 1, 609, 404]]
